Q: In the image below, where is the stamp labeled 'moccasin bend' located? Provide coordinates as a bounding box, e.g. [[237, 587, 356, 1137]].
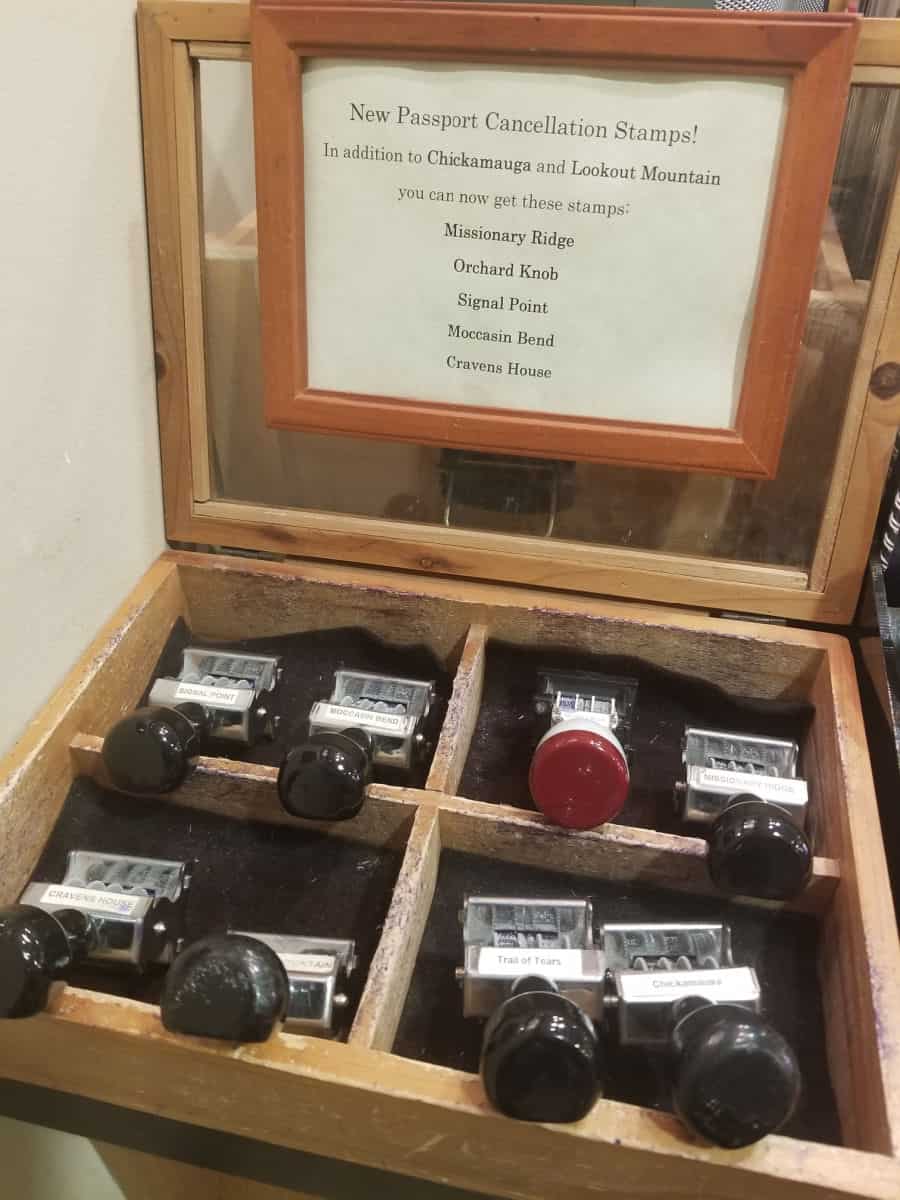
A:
[[278, 670, 437, 821]]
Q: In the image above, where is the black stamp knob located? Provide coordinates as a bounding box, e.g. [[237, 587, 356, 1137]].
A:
[[707, 797, 812, 900], [480, 988, 600, 1123], [103, 704, 208, 795], [160, 934, 289, 1043], [278, 730, 373, 821], [0, 906, 94, 1018], [671, 1000, 801, 1148]]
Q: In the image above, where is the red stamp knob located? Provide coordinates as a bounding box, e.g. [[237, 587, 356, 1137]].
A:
[[529, 720, 629, 829]]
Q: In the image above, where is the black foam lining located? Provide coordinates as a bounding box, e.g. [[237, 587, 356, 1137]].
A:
[[30, 778, 407, 1037], [142, 619, 452, 788], [459, 642, 814, 832], [393, 850, 840, 1146]]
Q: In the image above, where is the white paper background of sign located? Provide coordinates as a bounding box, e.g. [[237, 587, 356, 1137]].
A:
[[478, 946, 589, 977], [279, 952, 337, 975], [40, 885, 142, 917], [173, 681, 250, 709], [618, 965, 758, 1004], [303, 59, 787, 428]]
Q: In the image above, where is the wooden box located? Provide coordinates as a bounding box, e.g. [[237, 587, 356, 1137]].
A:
[[2, 4, 900, 1199], [1, 553, 898, 1200]]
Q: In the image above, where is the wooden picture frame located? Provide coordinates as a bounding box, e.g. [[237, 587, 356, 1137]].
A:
[[251, 1, 858, 478]]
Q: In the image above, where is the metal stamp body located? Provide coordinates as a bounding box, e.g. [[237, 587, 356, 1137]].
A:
[[459, 897, 605, 1018], [533, 670, 637, 748], [148, 647, 282, 744], [308, 670, 436, 771], [459, 900, 761, 1037], [232, 932, 356, 1035], [20, 850, 193, 967], [603, 922, 760, 1046], [677, 728, 808, 826]]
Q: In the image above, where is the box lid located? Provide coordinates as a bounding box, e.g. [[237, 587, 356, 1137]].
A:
[[140, 1, 900, 624]]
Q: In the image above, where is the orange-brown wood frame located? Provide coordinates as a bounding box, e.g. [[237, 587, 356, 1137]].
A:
[[251, 2, 859, 477]]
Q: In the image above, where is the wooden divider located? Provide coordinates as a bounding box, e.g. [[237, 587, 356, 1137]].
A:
[[425, 624, 486, 795], [70, 734, 417, 849], [350, 805, 441, 1050], [435, 798, 839, 917], [70, 736, 840, 917]]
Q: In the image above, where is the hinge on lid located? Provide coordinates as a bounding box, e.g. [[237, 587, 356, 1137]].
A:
[[714, 611, 788, 626], [169, 540, 285, 563]]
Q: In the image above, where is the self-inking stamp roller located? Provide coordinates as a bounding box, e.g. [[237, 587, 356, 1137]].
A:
[[458, 896, 801, 1147]]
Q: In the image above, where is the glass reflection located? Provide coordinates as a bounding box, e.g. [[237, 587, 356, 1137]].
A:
[[198, 61, 899, 571]]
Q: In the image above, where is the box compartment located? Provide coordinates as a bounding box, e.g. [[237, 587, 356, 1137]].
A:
[[140, 617, 454, 784], [29, 775, 409, 1031], [458, 639, 815, 834], [393, 847, 839, 1146]]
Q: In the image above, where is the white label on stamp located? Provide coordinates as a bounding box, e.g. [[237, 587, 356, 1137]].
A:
[[40, 885, 142, 917], [311, 702, 414, 736], [173, 681, 248, 709], [279, 952, 337, 975], [618, 966, 758, 1005], [478, 947, 588, 979], [693, 767, 807, 806]]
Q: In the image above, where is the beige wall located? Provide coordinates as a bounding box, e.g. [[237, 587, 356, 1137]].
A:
[[0, 1119, 125, 1200], [199, 58, 256, 237], [0, 0, 163, 1189], [0, 0, 164, 758]]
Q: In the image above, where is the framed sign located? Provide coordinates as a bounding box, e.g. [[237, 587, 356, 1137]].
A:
[[251, 2, 857, 477]]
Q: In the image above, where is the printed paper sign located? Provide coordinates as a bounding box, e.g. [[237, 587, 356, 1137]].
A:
[[303, 59, 786, 428]]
